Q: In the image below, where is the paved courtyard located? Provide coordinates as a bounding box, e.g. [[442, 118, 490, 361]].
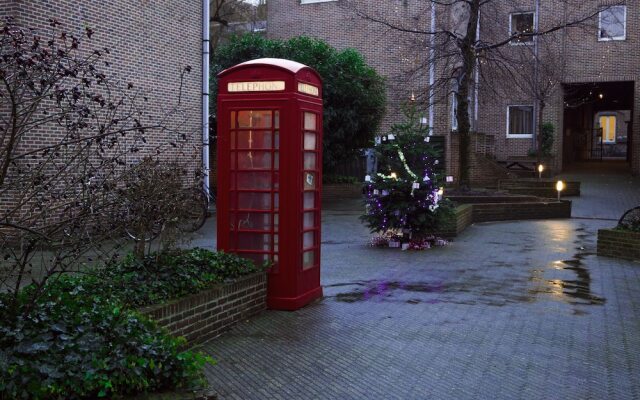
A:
[[195, 165, 640, 400]]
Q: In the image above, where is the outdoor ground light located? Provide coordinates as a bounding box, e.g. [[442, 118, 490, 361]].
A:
[[538, 164, 544, 179], [390, 172, 397, 179], [556, 180, 564, 200], [437, 187, 444, 200]]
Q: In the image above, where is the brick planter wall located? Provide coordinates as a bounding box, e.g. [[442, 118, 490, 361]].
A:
[[597, 229, 640, 262], [471, 200, 571, 222], [140, 273, 267, 345], [436, 204, 473, 238], [498, 179, 581, 197], [322, 184, 362, 203]]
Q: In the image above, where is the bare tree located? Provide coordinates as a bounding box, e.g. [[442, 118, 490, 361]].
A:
[[342, 0, 605, 187], [210, 0, 267, 54], [0, 20, 202, 312]]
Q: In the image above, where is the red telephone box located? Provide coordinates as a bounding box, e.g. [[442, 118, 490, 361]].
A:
[[217, 58, 323, 310]]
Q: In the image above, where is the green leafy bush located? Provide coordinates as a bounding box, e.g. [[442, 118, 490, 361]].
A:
[[93, 248, 264, 308], [0, 249, 261, 399], [0, 276, 211, 400], [212, 34, 386, 172]]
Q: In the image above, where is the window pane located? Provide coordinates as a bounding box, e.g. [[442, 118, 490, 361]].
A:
[[303, 231, 314, 248], [304, 152, 317, 170], [508, 106, 533, 135], [236, 172, 272, 189], [240, 252, 270, 267], [274, 111, 280, 129], [237, 151, 272, 170], [304, 191, 315, 209], [238, 232, 272, 251], [600, 7, 625, 39], [304, 132, 316, 150], [236, 212, 271, 230], [303, 211, 315, 229], [238, 192, 271, 210], [302, 250, 315, 269], [304, 112, 316, 131], [238, 110, 272, 128], [511, 13, 534, 43], [236, 130, 272, 149], [231, 111, 236, 129]]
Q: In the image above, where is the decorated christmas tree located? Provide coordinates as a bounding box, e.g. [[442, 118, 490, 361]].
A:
[[360, 103, 453, 249]]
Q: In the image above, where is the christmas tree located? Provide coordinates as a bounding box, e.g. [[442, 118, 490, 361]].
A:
[[360, 103, 453, 247]]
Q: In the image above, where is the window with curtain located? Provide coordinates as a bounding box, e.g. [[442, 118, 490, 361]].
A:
[[599, 6, 626, 41], [507, 105, 533, 137], [510, 12, 535, 44]]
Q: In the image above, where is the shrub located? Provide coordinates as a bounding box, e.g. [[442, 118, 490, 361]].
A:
[[211, 34, 386, 172], [0, 276, 211, 400], [0, 248, 261, 399], [92, 248, 265, 308]]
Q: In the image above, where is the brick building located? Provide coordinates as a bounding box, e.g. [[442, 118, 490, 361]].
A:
[[267, 0, 640, 178], [1, 0, 206, 178]]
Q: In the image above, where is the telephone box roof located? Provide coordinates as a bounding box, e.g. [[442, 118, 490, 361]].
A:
[[219, 58, 312, 77]]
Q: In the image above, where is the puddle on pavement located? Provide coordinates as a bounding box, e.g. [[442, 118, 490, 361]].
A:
[[529, 256, 605, 306]]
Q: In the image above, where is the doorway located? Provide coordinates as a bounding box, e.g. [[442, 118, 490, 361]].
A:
[[562, 81, 634, 168]]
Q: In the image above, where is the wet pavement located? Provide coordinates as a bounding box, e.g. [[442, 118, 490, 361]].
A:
[[195, 166, 640, 400]]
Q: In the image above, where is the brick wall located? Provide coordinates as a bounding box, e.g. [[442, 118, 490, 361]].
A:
[[597, 229, 640, 262], [1, 0, 203, 172], [140, 272, 267, 345], [268, 0, 640, 175]]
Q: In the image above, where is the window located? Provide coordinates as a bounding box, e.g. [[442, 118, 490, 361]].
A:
[[507, 106, 534, 137], [599, 115, 616, 143], [510, 12, 535, 44], [451, 94, 458, 131], [599, 6, 626, 41]]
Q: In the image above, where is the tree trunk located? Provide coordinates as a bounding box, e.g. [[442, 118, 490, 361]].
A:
[[456, 0, 480, 189]]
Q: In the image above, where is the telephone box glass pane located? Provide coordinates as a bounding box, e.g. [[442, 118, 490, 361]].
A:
[[274, 152, 279, 169], [274, 213, 279, 230], [236, 212, 271, 230], [238, 232, 271, 251], [302, 250, 315, 269], [274, 193, 279, 209], [241, 252, 270, 267], [304, 172, 316, 190], [237, 172, 272, 189], [304, 112, 316, 131], [303, 211, 315, 229], [274, 111, 280, 129], [274, 234, 279, 252], [237, 130, 272, 149], [304, 132, 316, 150], [238, 192, 271, 210], [237, 151, 272, 170], [303, 192, 315, 209], [303, 152, 316, 170], [231, 111, 236, 128], [303, 231, 314, 249], [274, 131, 280, 149], [238, 110, 272, 129]]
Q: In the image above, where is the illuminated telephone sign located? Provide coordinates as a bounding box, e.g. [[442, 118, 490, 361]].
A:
[[217, 58, 323, 310]]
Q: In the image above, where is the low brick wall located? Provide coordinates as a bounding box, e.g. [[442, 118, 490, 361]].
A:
[[140, 273, 267, 345], [472, 200, 571, 222], [436, 204, 473, 238], [322, 184, 362, 203], [597, 229, 640, 262], [498, 179, 581, 197]]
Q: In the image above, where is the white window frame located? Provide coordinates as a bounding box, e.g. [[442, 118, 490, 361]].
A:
[[506, 105, 534, 138], [509, 11, 535, 46], [598, 5, 626, 41]]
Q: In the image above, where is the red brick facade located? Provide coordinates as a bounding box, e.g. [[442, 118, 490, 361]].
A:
[[267, 0, 640, 176]]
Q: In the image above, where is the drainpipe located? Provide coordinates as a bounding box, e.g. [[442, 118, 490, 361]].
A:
[[202, 0, 211, 198], [533, 0, 540, 150], [428, 2, 436, 131]]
